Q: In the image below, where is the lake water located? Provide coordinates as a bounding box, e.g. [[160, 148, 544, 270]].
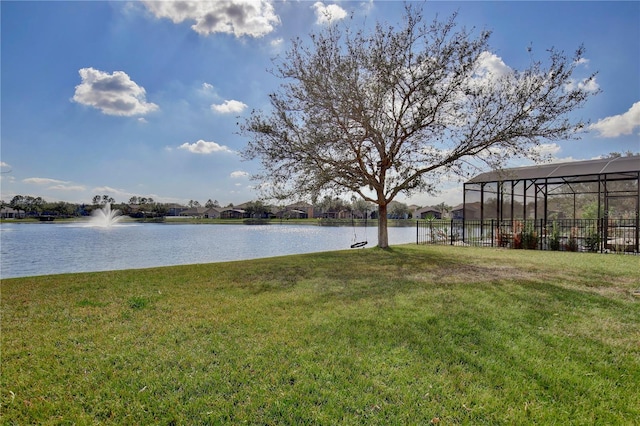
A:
[[0, 222, 417, 279]]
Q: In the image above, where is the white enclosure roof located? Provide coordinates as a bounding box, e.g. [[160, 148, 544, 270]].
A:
[[467, 155, 640, 183]]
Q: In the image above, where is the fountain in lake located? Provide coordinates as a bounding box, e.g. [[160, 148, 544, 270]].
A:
[[88, 203, 124, 227]]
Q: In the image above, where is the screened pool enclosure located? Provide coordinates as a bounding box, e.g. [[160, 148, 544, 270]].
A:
[[418, 156, 639, 253]]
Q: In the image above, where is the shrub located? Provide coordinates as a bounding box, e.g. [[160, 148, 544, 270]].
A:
[[513, 221, 537, 250], [564, 227, 579, 252], [548, 222, 561, 251], [520, 222, 538, 250], [584, 226, 601, 252]]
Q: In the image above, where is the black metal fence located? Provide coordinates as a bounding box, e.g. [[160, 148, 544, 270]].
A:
[[416, 219, 639, 253]]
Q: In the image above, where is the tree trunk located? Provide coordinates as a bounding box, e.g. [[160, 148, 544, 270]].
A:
[[378, 203, 389, 248]]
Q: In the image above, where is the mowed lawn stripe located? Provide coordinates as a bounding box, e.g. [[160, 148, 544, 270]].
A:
[[2, 245, 639, 424]]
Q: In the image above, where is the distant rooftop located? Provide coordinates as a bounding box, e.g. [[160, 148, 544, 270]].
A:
[[467, 155, 640, 183]]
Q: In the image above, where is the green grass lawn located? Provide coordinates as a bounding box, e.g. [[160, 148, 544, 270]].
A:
[[2, 245, 639, 424]]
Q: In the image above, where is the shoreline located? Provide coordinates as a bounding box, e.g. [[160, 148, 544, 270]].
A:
[[1, 217, 418, 227]]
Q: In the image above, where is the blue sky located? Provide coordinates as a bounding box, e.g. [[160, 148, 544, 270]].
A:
[[1, 1, 639, 207]]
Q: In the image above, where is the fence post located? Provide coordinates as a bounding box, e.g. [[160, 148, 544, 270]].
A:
[[450, 219, 454, 245]]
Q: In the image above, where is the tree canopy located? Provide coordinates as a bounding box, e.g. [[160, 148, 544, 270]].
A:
[[241, 6, 597, 248]]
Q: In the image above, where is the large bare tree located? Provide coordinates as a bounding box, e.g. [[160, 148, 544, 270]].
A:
[[241, 6, 597, 248]]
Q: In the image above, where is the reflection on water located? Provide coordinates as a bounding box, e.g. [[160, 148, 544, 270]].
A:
[[0, 223, 416, 278]]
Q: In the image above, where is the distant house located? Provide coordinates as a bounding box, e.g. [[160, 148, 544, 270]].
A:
[[284, 202, 314, 219], [436, 202, 482, 220], [450, 203, 464, 220], [234, 201, 276, 219], [0, 207, 23, 219], [350, 209, 369, 220], [219, 208, 246, 219], [319, 209, 351, 219], [416, 206, 442, 219], [451, 202, 481, 220], [275, 202, 311, 219], [179, 207, 208, 218], [204, 208, 221, 219], [166, 203, 188, 216], [408, 205, 420, 219]]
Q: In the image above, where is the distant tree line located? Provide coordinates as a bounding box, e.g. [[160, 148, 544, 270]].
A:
[[4, 195, 78, 217], [2, 193, 431, 220]]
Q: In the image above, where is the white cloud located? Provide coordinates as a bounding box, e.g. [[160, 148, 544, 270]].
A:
[[531, 142, 562, 157], [474, 52, 513, 80], [564, 57, 598, 92], [525, 143, 581, 164], [178, 140, 234, 154], [72, 68, 159, 116], [580, 78, 600, 92], [0, 175, 15, 184], [23, 177, 86, 192], [359, 0, 375, 14], [471, 52, 599, 100], [459, 52, 515, 103], [312, 2, 347, 25], [549, 156, 581, 164], [202, 82, 214, 91], [23, 177, 69, 185], [230, 170, 249, 178], [589, 101, 640, 137], [211, 99, 248, 114], [49, 184, 87, 191], [565, 77, 600, 93], [574, 57, 590, 67], [270, 37, 283, 48], [143, 0, 280, 38]]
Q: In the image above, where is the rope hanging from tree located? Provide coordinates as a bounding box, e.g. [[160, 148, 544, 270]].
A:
[[350, 210, 368, 249]]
